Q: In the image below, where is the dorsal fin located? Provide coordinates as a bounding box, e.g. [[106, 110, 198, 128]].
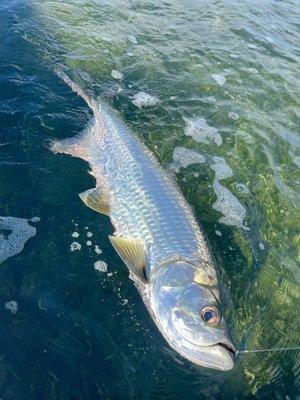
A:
[[109, 236, 147, 283]]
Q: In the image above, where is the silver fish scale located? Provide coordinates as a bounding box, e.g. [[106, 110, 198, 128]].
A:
[[86, 102, 214, 273]]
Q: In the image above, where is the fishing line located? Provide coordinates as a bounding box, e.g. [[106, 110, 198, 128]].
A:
[[236, 346, 300, 355]]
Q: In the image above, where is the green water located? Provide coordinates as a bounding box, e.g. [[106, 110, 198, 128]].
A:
[[0, 0, 299, 398]]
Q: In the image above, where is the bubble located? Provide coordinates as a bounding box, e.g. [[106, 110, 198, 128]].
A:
[[211, 74, 226, 86], [87, 231, 93, 237], [86, 241, 92, 246], [248, 68, 258, 74], [173, 147, 205, 169], [94, 260, 108, 272], [247, 44, 257, 49], [204, 96, 216, 103], [127, 35, 138, 44], [259, 242, 265, 250], [210, 156, 233, 180], [5, 300, 18, 314], [0, 216, 37, 264], [30, 216, 41, 223], [72, 231, 79, 238], [234, 182, 250, 194], [215, 230, 222, 236], [184, 118, 222, 146], [95, 245, 103, 254], [111, 69, 123, 80], [132, 92, 159, 108], [212, 180, 246, 228], [170, 96, 177, 100], [265, 36, 274, 43], [228, 112, 240, 121], [70, 242, 81, 251]]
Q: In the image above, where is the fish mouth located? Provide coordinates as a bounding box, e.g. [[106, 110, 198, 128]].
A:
[[171, 339, 236, 371], [215, 341, 236, 356], [168, 330, 236, 371]]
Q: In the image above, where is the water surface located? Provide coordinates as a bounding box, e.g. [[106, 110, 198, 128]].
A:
[[0, 0, 299, 398]]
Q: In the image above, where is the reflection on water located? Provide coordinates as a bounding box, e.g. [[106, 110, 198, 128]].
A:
[[0, 0, 299, 398]]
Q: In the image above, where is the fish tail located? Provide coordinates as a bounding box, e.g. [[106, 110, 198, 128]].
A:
[[47, 70, 99, 160], [54, 68, 98, 112]]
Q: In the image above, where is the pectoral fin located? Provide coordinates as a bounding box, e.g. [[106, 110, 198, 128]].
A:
[[79, 187, 110, 215], [109, 236, 147, 283]]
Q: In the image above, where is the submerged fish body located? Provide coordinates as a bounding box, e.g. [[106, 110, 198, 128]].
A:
[[50, 70, 235, 371]]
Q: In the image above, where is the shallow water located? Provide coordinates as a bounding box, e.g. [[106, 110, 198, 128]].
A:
[[0, 0, 299, 398]]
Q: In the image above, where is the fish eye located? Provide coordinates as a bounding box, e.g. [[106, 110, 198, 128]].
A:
[[201, 306, 220, 325]]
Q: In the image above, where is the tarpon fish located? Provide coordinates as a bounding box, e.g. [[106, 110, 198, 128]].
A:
[[50, 70, 236, 371]]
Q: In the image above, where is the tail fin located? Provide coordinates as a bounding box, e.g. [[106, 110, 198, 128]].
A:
[[48, 70, 100, 160], [54, 68, 97, 113]]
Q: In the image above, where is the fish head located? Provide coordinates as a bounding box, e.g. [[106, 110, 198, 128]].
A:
[[149, 261, 235, 371]]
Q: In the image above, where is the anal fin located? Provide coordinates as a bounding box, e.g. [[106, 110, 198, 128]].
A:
[[79, 187, 110, 215], [109, 236, 147, 283]]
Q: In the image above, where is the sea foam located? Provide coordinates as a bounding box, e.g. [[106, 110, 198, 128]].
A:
[[212, 180, 246, 228], [0, 216, 37, 264], [173, 147, 205, 169], [184, 118, 222, 146], [132, 92, 159, 108]]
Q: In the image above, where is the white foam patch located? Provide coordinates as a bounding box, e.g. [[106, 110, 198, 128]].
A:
[[94, 260, 108, 272], [72, 231, 79, 238], [86, 241, 92, 246], [248, 68, 258, 74], [111, 70, 123, 80], [184, 118, 222, 146], [87, 231, 93, 237], [211, 74, 226, 86], [95, 245, 102, 255], [259, 242, 265, 250], [173, 147, 205, 169], [228, 112, 240, 121], [5, 300, 18, 314], [203, 96, 216, 103], [70, 242, 81, 251], [127, 35, 138, 44], [0, 217, 37, 264], [132, 92, 159, 108], [265, 36, 274, 43], [30, 216, 41, 223], [234, 182, 250, 194], [210, 156, 233, 180], [212, 180, 246, 228]]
